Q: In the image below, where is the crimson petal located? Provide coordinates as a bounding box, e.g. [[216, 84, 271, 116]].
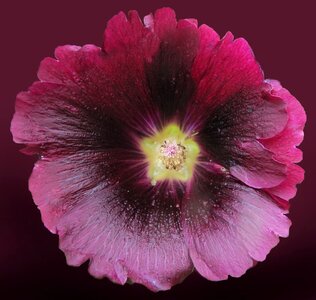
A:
[[185, 30, 290, 189], [191, 30, 263, 108], [144, 8, 199, 122]]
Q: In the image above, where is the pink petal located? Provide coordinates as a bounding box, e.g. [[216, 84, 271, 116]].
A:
[[259, 80, 306, 200], [197, 89, 288, 189], [183, 171, 290, 281], [266, 164, 305, 200], [229, 140, 287, 188], [260, 79, 306, 164], [60, 200, 192, 291], [29, 157, 193, 291]]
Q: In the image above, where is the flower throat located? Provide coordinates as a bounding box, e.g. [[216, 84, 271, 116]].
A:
[[140, 124, 199, 185]]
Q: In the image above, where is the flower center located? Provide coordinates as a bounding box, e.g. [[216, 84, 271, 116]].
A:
[[140, 124, 200, 185], [159, 140, 186, 171]]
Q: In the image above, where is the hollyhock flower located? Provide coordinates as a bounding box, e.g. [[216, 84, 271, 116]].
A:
[[11, 8, 306, 291]]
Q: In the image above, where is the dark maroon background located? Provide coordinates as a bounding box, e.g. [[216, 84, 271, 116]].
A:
[[1, 1, 315, 299]]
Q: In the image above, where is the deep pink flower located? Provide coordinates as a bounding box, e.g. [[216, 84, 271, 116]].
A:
[[11, 8, 306, 291]]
